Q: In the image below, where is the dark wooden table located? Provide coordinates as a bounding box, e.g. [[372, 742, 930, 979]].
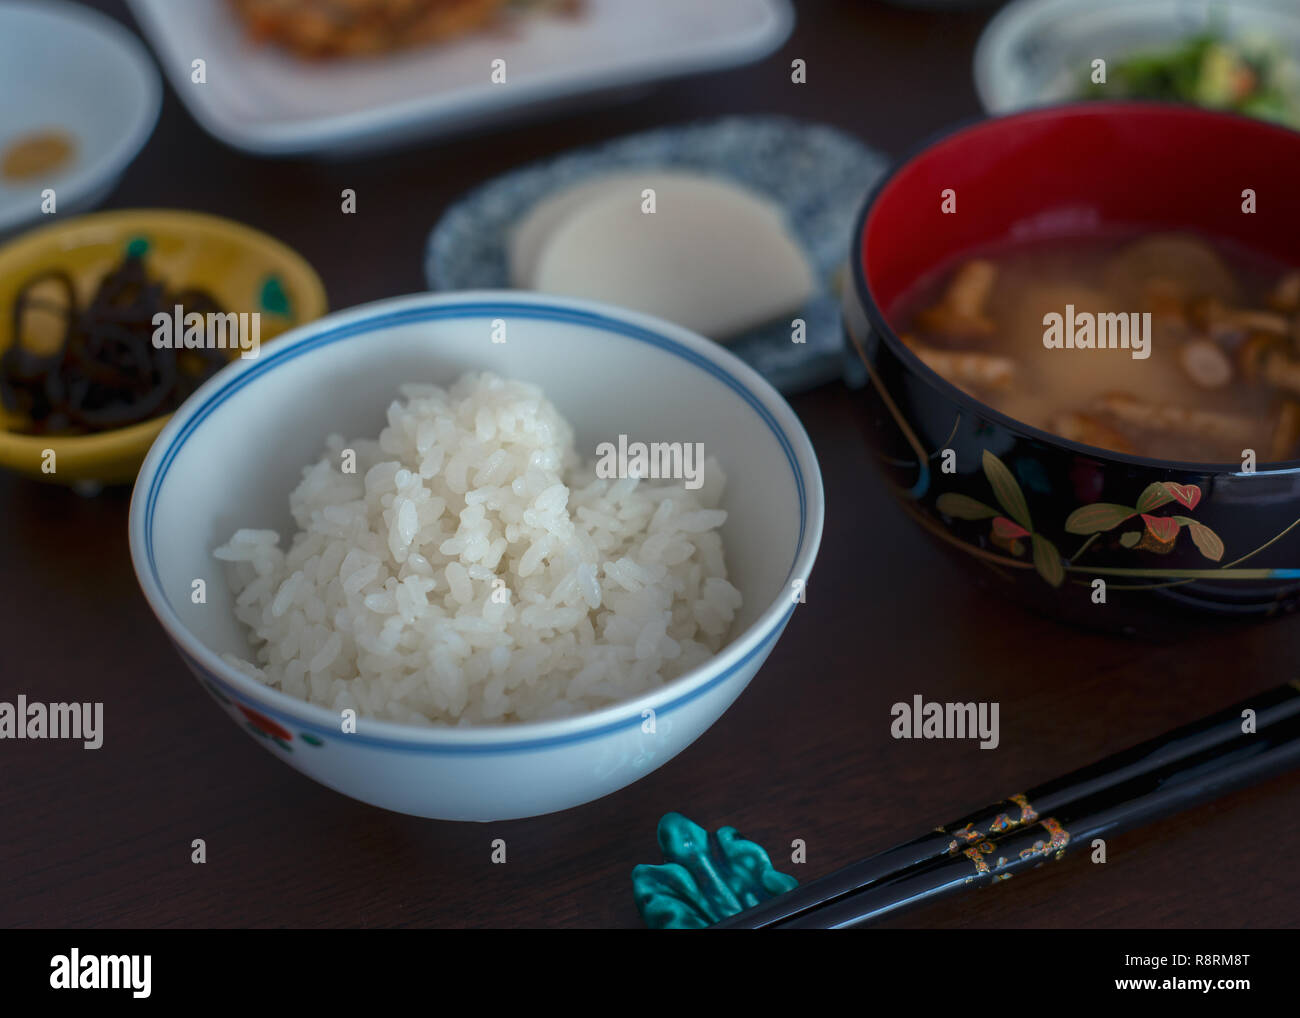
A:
[[4, 0, 1298, 930]]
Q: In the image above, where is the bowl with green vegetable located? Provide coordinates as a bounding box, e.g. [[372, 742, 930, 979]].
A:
[[975, 0, 1300, 128]]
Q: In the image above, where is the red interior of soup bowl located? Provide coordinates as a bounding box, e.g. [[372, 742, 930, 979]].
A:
[[861, 102, 1300, 322]]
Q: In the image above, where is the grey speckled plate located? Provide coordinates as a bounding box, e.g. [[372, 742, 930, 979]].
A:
[[424, 116, 887, 394]]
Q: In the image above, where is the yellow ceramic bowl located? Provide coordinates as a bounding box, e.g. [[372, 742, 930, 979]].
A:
[[0, 209, 326, 485]]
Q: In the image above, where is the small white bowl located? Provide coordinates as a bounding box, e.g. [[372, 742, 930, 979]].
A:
[[128, 292, 824, 821], [0, 0, 160, 234], [974, 0, 1300, 116]]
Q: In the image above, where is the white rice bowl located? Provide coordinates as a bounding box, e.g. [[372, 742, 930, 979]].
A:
[[213, 371, 741, 725]]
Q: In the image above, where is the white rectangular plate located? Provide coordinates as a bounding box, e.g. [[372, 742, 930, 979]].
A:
[[124, 0, 794, 156]]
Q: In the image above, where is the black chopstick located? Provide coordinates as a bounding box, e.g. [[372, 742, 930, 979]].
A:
[[713, 681, 1300, 929], [778, 713, 1300, 928]]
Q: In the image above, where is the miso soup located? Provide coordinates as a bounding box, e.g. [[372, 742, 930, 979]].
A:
[[891, 232, 1300, 463]]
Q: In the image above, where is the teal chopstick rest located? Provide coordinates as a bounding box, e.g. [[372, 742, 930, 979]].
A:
[[632, 812, 798, 929]]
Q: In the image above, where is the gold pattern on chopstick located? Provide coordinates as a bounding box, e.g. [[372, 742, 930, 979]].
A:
[[962, 841, 995, 881], [1009, 793, 1039, 825], [1016, 818, 1072, 864], [963, 816, 1073, 883], [945, 793, 1041, 857], [986, 792, 1040, 836], [1042, 818, 1070, 860]]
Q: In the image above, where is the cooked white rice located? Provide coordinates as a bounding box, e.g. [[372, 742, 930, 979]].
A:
[[213, 372, 741, 725]]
